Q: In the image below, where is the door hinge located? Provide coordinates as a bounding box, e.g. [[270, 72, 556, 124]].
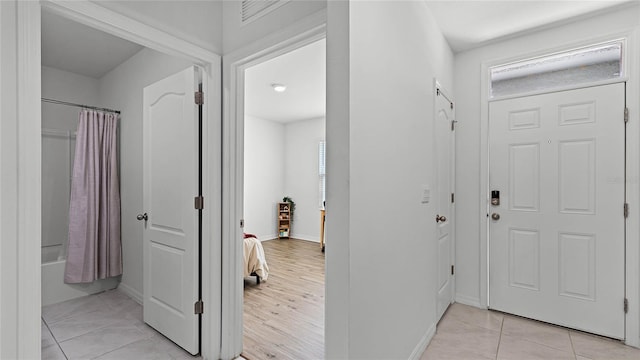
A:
[[451, 193, 455, 203], [194, 300, 204, 314], [194, 196, 204, 210], [451, 265, 455, 276], [624, 107, 629, 123], [195, 91, 204, 105], [624, 298, 629, 313], [451, 120, 457, 131], [624, 203, 629, 218], [240, 219, 245, 228]]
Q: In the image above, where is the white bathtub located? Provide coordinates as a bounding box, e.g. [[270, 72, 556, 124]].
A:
[[42, 259, 120, 306]]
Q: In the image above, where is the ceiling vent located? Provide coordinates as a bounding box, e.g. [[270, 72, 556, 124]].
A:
[[241, 0, 290, 24]]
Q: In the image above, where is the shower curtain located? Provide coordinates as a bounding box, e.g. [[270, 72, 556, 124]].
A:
[[65, 110, 122, 283]]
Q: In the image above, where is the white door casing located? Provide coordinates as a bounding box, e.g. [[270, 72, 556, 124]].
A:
[[435, 84, 455, 321], [489, 83, 626, 339], [143, 66, 201, 354]]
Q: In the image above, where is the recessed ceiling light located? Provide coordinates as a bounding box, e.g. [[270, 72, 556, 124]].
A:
[[271, 83, 287, 93]]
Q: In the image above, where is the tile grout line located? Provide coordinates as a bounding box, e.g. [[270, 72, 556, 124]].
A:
[[88, 335, 153, 360], [568, 331, 578, 360], [495, 315, 505, 360], [43, 316, 69, 360]]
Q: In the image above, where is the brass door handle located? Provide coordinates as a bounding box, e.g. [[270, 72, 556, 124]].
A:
[[491, 213, 500, 221], [436, 214, 447, 223]]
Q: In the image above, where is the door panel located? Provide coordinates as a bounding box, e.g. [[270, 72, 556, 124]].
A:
[[143, 66, 200, 354], [435, 87, 455, 321], [489, 83, 625, 339]]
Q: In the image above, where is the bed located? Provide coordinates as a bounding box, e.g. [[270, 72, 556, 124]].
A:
[[243, 233, 269, 283]]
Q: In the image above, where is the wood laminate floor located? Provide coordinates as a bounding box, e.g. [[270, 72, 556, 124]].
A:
[[243, 238, 325, 360]]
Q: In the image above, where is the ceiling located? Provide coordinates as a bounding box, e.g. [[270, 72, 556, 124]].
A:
[[245, 39, 326, 123], [41, 10, 143, 79], [424, 0, 635, 52], [41, 2, 631, 120]]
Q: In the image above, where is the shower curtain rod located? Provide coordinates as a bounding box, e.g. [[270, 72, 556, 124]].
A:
[[41, 97, 121, 114]]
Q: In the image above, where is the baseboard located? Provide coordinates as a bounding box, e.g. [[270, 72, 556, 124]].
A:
[[408, 322, 436, 360], [454, 294, 483, 309], [257, 233, 277, 241], [117, 282, 143, 304], [289, 233, 319, 242]]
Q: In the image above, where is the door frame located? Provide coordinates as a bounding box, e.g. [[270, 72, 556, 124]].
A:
[[479, 31, 640, 347], [13, 1, 222, 358], [221, 14, 326, 358]]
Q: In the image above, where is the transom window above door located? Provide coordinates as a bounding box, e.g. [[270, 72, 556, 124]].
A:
[[490, 40, 624, 98]]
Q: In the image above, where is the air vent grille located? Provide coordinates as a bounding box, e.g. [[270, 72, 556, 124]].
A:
[[241, 0, 289, 24]]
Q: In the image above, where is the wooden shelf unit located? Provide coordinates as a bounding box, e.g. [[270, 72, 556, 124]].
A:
[[277, 202, 291, 239]]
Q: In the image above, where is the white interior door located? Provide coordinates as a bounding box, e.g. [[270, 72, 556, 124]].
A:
[[435, 85, 455, 321], [489, 83, 625, 339], [142, 66, 200, 354]]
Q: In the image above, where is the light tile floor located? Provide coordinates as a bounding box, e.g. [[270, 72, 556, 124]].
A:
[[42, 289, 200, 360], [44, 293, 640, 360], [421, 303, 640, 360]]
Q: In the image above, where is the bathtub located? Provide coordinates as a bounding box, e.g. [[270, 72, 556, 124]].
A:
[[42, 259, 120, 306]]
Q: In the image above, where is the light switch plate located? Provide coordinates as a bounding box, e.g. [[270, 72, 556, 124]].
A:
[[421, 185, 430, 204]]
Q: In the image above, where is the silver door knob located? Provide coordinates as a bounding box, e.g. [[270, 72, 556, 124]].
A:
[[491, 213, 500, 221], [136, 213, 148, 221], [436, 214, 447, 223]]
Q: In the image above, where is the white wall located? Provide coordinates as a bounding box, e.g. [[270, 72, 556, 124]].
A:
[[93, 0, 222, 54], [244, 116, 326, 242], [42, 66, 99, 130], [244, 115, 285, 240], [222, 0, 326, 54], [454, 3, 640, 306], [284, 117, 325, 241], [98, 48, 193, 300], [326, 1, 454, 358]]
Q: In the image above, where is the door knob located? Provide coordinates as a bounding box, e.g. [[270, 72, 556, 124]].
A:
[[491, 213, 500, 221], [436, 214, 447, 223], [136, 213, 148, 221]]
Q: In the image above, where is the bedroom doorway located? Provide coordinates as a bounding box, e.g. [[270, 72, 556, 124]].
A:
[[241, 38, 326, 359]]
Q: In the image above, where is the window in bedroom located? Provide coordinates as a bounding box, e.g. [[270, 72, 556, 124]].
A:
[[319, 141, 326, 208]]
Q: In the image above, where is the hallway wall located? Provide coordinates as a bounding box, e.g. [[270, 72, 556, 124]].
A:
[[222, 0, 325, 54], [94, 0, 222, 54], [326, 1, 454, 358]]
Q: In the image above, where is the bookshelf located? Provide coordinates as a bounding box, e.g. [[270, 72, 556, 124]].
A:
[[277, 202, 291, 239]]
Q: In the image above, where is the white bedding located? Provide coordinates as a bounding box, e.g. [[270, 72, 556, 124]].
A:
[[243, 237, 269, 281]]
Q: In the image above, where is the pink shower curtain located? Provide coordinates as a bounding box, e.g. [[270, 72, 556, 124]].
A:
[[64, 110, 122, 283]]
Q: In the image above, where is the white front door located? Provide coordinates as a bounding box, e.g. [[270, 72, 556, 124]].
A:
[[142, 66, 201, 354], [489, 83, 626, 339], [435, 85, 455, 321]]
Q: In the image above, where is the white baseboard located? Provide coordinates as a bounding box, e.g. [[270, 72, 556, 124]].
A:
[[454, 294, 483, 309], [290, 233, 319, 242], [257, 233, 277, 241], [258, 235, 277, 241], [117, 282, 143, 304], [409, 322, 436, 360]]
